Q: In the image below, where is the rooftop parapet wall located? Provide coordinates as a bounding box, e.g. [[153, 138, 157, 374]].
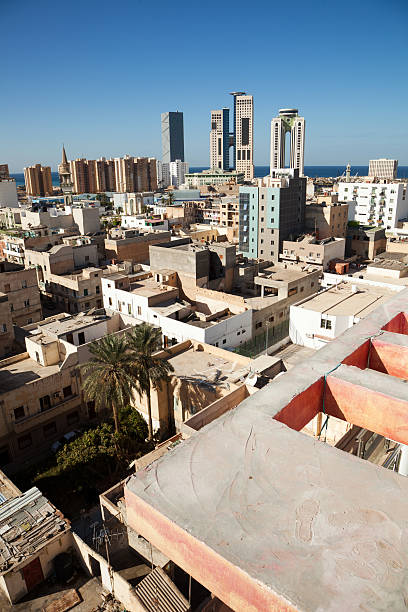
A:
[[125, 288, 408, 611]]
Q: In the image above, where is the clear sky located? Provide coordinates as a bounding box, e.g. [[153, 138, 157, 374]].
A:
[[2, 0, 407, 172]]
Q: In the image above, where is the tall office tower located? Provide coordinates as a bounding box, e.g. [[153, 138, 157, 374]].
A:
[[58, 146, 74, 206], [24, 164, 53, 196], [369, 159, 398, 180], [161, 112, 185, 163], [239, 169, 306, 263], [270, 109, 305, 177], [230, 93, 254, 180], [0, 165, 9, 179], [210, 108, 230, 170]]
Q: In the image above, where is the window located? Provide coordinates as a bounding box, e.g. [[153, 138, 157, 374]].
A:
[[83, 289, 88, 296], [320, 319, 332, 329], [4, 284, 10, 292], [85, 255, 90, 262], [18, 434, 32, 450], [311, 282, 315, 287], [14, 406, 25, 420], [137, 306, 142, 316], [10, 304, 13, 312], [43, 422, 57, 438], [128, 304, 131, 314], [96, 286, 100, 294], [108, 297, 112, 306], [1, 324, 6, 333], [255, 322, 262, 329], [40, 395, 51, 411], [63, 385, 72, 398], [78, 332, 85, 345], [222, 339, 226, 344], [84, 302, 90, 308], [67, 411, 79, 425], [22, 280, 27, 289], [269, 316, 274, 322]]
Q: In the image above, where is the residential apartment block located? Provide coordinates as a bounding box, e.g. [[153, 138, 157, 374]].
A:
[[338, 181, 408, 229], [114, 156, 157, 193], [239, 169, 306, 263], [0, 262, 42, 326], [368, 158, 398, 180], [23, 164, 53, 196], [0, 311, 132, 471], [104, 228, 171, 264], [281, 235, 346, 270], [305, 195, 349, 239]]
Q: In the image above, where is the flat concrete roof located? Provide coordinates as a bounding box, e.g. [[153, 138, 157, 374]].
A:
[[32, 312, 110, 337], [167, 346, 249, 383], [298, 283, 396, 317], [0, 356, 60, 394], [130, 279, 178, 299], [258, 265, 320, 283], [126, 288, 408, 611]]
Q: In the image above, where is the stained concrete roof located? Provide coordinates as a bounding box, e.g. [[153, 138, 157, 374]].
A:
[[126, 288, 408, 611], [0, 356, 60, 394]]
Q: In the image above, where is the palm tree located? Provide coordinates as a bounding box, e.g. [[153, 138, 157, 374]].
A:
[[126, 323, 174, 441], [80, 334, 135, 433]]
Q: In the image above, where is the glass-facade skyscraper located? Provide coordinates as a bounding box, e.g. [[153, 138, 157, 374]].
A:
[[161, 111, 185, 164]]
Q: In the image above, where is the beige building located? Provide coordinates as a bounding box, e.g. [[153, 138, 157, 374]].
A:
[[281, 235, 346, 270], [0, 311, 132, 471], [113, 156, 158, 193], [69, 158, 97, 194], [0, 262, 42, 326], [132, 339, 282, 435], [0, 293, 14, 357], [105, 228, 171, 264], [25, 237, 99, 282], [305, 195, 349, 239], [43, 267, 105, 313], [0, 227, 76, 267], [23, 164, 53, 196], [219, 196, 239, 241], [185, 168, 245, 188]]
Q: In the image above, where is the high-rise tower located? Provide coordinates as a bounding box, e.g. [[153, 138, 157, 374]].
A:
[[210, 108, 229, 170], [230, 92, 254, 180], [161, 112, 185, 164], [270, 109, 305, 177], [58, 146, 73, 205]]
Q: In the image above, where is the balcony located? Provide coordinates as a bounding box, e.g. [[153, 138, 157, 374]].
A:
[[13, 395, 81, 433]]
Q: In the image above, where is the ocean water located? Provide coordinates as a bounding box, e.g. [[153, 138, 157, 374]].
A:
[[11, 165, 408, 187]]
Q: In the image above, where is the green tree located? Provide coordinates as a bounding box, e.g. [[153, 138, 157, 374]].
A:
[[80, 334, 135, 432], [126, 323, 174, 441]]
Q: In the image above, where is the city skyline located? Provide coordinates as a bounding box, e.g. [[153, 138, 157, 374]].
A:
[[2, 0, 408, 171]]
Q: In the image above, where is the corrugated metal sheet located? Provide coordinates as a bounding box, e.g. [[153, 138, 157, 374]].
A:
[[135, 567, 190, 612]]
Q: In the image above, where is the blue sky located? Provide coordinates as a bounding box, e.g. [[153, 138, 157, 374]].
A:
[[2, 0, 407, 171]]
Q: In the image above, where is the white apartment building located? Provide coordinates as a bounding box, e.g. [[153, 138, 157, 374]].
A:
[[101, 275, 252, 349], [368, 159, 398, 180], [289, 280, 398, 350], [234, 94, 254, 181], [338, 181, 408, 230]]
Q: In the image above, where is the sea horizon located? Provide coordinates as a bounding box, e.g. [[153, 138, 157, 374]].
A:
[[10, 165, 408, 187]]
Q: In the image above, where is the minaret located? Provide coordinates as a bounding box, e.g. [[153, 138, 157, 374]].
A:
[[346, 162, 351, 183], [58, 145, 74, 206]]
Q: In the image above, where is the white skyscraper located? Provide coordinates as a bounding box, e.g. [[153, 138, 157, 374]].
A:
[[270, 109, 305, 177], [166, 160, 189, 188], [231, 93, 254, 181]]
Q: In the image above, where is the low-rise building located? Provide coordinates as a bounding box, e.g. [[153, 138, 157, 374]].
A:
[[25, 237, 99, 284], [0, 310, 132, 471], [346, 225, 386, 259], [185, 168, 245, 188], [0, 262, 42, 326], [121, 215, 169, 231], [0, 293, 14, 357], [219, 196, 239, 241], [305, 197, 349, 239], [0, 208, 21, 229], [42, 267, 105, 313], [0, 485, 71, 604], [104, 228, 171, 264], [289, 280, 398, 350], [281, 235, 346, 270]]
